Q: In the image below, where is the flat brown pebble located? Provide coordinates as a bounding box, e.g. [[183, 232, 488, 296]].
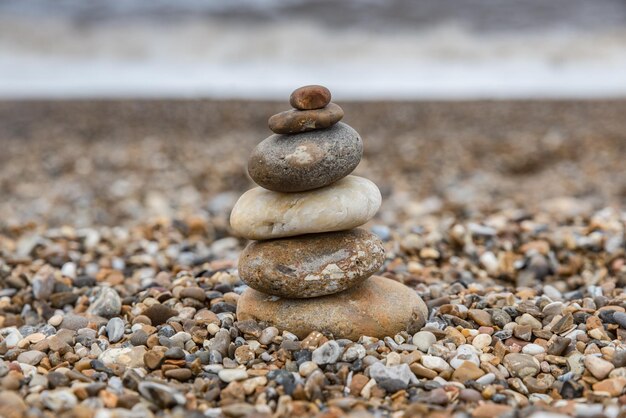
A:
[[472, 403, 512, 418], [289, 85, 331, 110], [180, 287, 206, 301], [144, 350, 165, 370], [238, 229, 384, 298], [164, 368, 192, 381], [268, 103, 344, 134], [468, 309, 493, 327], [142, 304, 178, 326], [237, 275, 428, 340]]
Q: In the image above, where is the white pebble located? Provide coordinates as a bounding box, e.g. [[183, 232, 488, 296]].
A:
[[412, 331, 436, 352], [472, 334, 492, 350], [522, 343, 546, 355], [218, 368, 248, 383]]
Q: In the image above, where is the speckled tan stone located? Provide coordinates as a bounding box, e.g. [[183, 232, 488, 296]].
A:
[[239, 229, 384, 298], [230, 175, 381, 240], [268, 103, 343, 134], [236, 275, 429, 340], [248, 122, 362, 192]]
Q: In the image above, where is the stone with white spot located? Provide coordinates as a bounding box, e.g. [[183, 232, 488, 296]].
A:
[[238, 229, 384, 298], [248, 122, 361, 192]]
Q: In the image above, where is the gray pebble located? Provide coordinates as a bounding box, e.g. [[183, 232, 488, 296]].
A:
[[88, 287, 122, 318], [106, 317, 125, 343], [248, 122, 362, 192]]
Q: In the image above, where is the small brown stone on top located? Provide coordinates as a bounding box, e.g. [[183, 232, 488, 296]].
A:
[[268, 103, 344, 134], [289, 85, 331, 110]]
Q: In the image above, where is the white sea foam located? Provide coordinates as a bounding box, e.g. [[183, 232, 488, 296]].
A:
[[1, 16, 626, 99]]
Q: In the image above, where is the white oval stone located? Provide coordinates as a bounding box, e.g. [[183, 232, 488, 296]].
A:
[[230, 175, 382, 240]]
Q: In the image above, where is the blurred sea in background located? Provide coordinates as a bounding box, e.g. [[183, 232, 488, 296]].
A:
[[1, 0, 626, 99]]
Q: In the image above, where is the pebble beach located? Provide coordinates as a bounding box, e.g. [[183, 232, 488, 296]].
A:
[[1, 99, 626, 417]]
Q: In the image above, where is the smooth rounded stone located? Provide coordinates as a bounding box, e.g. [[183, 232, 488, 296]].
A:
[[522, 343, 545, 355], [0, 391, 27, 418], [248, 122, 363, 193], [17, 350, 46, 365], [142, 304, 178, 326], [238, 229, 384, 298], [230, 175, 381, 240], [472, 334, 492, 350], [312, 340, 342, 365], [59, 314, 89, 331], [369, 362, 414, 392], [289, 85, 331, 110], [452, 361, 485, 382], [613, 312, 626, 329], [258, 327, 279, 345], [236, 275, 428, 340], [412, 331, 437, 352], [218, 368, 248, 383], [106, 317, 125, 343], [87, 287, 122, 318], [503, 353, 540, 378], [584, 355, 614, 379], [268, 102, 344, 134], [420, 355, 452, 372]]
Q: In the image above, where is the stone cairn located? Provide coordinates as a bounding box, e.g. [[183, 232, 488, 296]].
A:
[[230, 85, 428, 340]]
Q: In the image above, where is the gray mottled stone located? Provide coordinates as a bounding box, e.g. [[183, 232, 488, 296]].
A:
[[248, 122, 362, 192]]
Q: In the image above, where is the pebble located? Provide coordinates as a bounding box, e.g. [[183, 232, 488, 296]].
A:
[[40, 390, 78, 412], [143, 350, 164, 370], [421, 355, 452, 372], [59, 314, 89, 331], [289, 85, 331, 110], [450, 344, 480, 369], [452, 361, 485, 382], [238, 229, 384, 298], [106, 317, 125, 343], [230, 175, 381, 240], [142, 304, 178, 325], [368, 362, 414, 392], [472, 334, 492, 350], [468, 309, 493, 327], [613, 312, 626, 329], [268, 102, 344, 134], [180, 287, 206, 301], [4, 331, 22, 348], [16, 350, 45, 365], [522, 343, 545, 355], [48, 315, 63, 327], [592, 377, 626, 396], [237, 275, 428, 339], [258, 327, 279, 345], [412, 331, 437, 352], [584, 355, 614, 379], [248, 122, 362, 192], [87, 287, 122, 318], [138, 381, 185, 408], [218, 368, 248, 383], [312, 341, 342, 365], [503, 353, 541, 378], [164, 368, 192, 381]]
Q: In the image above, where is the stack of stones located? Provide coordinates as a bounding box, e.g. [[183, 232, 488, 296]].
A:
[[231, 85, 428, 340]]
